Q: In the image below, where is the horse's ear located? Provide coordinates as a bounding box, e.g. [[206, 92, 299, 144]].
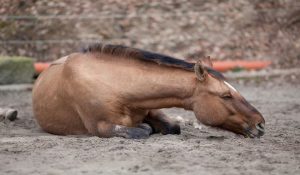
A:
[[201, 56, 213, 68], [194, 60, 208, 82]]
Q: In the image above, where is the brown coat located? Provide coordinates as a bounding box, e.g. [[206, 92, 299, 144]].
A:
[[32, 44, 265, 138]]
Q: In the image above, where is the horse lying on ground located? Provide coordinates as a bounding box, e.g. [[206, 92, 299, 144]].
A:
[[32, 44, 265, 139]]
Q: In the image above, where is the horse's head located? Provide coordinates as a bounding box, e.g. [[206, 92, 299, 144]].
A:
[[191, 57, 265, 138]]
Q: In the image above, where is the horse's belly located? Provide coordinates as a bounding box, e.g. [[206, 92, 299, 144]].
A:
[[34, 102, 88, 135]]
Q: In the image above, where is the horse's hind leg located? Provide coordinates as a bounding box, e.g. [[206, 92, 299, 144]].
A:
[[97, 121, 152, 139], [144, 109, 181, 135]]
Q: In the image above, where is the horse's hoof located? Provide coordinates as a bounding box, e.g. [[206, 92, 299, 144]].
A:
[[126, 127, 151, 139], [162, 123, 181, 135], [138, 123, 153, 135]]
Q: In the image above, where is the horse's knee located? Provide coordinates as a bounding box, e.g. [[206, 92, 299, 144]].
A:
[[97, 121, 115, 137]]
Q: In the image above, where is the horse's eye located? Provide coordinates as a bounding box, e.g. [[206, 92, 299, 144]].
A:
[[221, 93, 232, 99]]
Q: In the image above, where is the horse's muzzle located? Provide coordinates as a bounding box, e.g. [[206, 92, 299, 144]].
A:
[[256, 123, 265, 135], [244, 123, 265, 138]]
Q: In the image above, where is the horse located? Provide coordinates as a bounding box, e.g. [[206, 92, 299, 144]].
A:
[[32, 44, 265, 139]]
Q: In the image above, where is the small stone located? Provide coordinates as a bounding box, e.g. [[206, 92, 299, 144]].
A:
[[0, 108, 18, 121], [0, 113, 4, 122], [6, 109, 18, 121]]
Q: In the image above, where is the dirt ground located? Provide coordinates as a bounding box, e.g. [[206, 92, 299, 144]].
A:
[[0, 79, 299, 175]]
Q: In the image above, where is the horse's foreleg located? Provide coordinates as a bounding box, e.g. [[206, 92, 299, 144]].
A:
[[97, 121, 152, 139], [144, 109, 181, 135]]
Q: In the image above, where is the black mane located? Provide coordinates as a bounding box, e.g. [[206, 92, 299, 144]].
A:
[[82, 43, 225, 80]]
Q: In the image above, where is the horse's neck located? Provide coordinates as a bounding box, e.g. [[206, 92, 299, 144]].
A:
[[127, 65, 196, 110]]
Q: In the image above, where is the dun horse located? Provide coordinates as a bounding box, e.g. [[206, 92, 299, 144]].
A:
[[32, 44, 265, 139]]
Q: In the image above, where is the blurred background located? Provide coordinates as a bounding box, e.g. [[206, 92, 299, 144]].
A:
[[0, 0, 299, 68], [1, 1, 300, 174]]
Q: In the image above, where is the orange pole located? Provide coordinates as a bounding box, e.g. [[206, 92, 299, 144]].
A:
[[212, 60, 271, 72], [34, 63, 50, 74]]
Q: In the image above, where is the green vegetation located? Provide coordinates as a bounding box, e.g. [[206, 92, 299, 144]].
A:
[[0, 56, 35, 84]]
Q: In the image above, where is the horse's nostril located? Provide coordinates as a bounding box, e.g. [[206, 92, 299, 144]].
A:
[[256, 123, 265, 133]]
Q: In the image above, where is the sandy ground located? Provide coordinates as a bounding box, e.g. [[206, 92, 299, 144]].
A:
[[0, 80, 299, 175]]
